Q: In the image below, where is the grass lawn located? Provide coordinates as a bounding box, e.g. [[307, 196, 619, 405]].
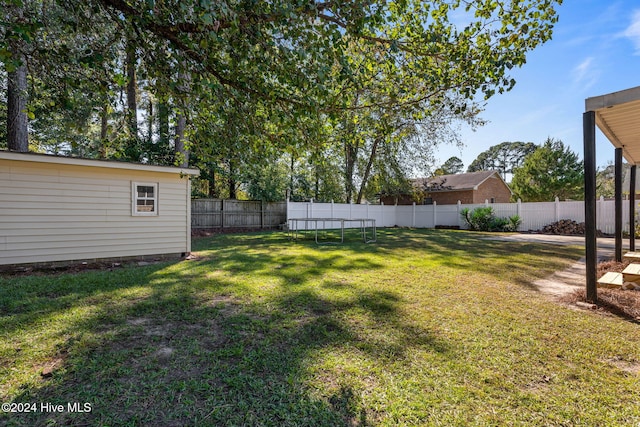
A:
[[1, 228, 639, 426]]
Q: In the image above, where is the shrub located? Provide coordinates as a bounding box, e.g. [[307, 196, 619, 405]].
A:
[[460, 207, 521, 232], [505, 215, 522, 232], [460, 207, 494, 231], [489, 216, 509, 231]]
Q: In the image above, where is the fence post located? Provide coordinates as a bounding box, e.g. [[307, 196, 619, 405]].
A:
[[597, 196, 604, 233], [210, 200, 216, 229], [457, 200, 462, 228], [412, 202, 416, 228], [394, 201, 398, 227], [310, 199, 314, 219], [221, 199, 225, 228], [555, 197, 560, 222], [331, 200, 334, 219], [261, 200, 265, 229], [485, 199, 489, 207], [381, 201, 385, 226], [433, 201, 437, 228], [517, 199, 522, 231]]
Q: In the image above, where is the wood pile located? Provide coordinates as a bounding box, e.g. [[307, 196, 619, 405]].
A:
[[541, 219, 586, 235]]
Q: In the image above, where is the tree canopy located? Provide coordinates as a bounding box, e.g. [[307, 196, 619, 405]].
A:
[[2, 0, 563, 201], [434, 156, 464, 176], [467, 141, 537, 179], [510, 138, 584, 202]]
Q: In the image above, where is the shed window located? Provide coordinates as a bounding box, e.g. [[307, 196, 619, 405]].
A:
[[132, 182, 158, 216]]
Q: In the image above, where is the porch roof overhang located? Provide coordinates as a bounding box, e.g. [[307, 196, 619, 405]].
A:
[[585, 85, 640, 164], [583, 85, 640, 303]]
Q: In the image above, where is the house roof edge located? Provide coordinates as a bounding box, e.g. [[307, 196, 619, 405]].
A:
[[0, 150, 200, 176]]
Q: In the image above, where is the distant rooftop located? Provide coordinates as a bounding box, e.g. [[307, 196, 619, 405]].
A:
[[416, 170, 503, 192]]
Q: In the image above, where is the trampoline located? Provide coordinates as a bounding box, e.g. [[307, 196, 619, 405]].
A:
[[287, 218, 377, 244]]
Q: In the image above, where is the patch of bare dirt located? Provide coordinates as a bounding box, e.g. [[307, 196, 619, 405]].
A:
[[0, 256, 177, 277], [603, 356, 640, 375], [192, 227, 278, 238], [1, 261, 126, 277], [38, 356, 66, 378]]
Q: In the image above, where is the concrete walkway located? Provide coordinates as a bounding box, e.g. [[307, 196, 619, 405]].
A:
[[485, 234, 627, 297], [485, 233, 622, 251]]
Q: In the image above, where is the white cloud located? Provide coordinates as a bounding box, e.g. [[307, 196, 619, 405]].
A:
[[563, 35, 594, 48], [514, 105, 560, 127], [572, 57, 599, 90], [623, 9, 640, 54], [573, 57, 593, 82]]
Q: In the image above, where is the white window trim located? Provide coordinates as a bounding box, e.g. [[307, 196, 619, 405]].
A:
[[132, 182, 159, 216]]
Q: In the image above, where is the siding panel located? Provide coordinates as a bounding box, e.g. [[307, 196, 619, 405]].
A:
[[0, 156, 195, 265], [6, 231, 185, 244]]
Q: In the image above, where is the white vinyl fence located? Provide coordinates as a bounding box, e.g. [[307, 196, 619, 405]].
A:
[[287, 197, 631, 235]]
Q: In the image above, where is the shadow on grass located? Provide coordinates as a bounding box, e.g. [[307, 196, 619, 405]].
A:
[[0, 246, 446, 426], [0, 229, 582, 426], [356, 228, 584, 291]]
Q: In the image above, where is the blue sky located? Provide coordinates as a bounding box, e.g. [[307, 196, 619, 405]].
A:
[[437, 0, 640, 173]]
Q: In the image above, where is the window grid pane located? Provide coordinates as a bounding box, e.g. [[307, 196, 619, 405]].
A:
[[134, 183, 158, 215]]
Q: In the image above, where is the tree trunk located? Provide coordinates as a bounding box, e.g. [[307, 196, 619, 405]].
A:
[[289, 152, 295, 200], [7, 61, 28, 152], [343, 95, 359, 203], [146, 98, 153, 145], [175, 113, 188, 167], [158, 101, 169, 146], [125, 35, 138, 144], [315, 165, 320, 202], [126, 40, 137, 135], [99, 101, 108, 158], [6, 3, 28, 152], [156, 41, 170, 151], [174, 70, 190, 167], [344, 141, 358, 204], [228, 159, 237, 199], [207, 164, 218, 198], [356, 137, 381, 204]]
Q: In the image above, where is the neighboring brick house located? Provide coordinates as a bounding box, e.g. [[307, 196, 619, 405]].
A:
[[380, 171, 512, 205]]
